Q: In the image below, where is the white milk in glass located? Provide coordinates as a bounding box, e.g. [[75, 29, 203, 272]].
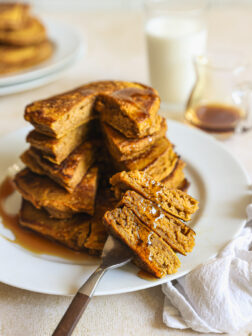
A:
[[146, 16, 207, 105]]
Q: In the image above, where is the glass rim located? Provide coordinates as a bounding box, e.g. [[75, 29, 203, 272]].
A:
[[144, 0, 209, 15], [194, 50, 250, 73]]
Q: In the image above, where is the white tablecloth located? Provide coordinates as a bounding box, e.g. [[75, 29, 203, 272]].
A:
[[0, 8, 252, 336]]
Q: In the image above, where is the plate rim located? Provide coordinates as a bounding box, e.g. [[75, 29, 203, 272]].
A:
[[0, 121, 250, 296]]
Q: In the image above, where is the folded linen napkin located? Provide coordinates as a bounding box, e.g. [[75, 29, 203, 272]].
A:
[[162, 204, 252, 334]]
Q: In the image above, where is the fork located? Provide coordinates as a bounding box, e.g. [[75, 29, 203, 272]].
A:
[[52, 235, 133, 336]]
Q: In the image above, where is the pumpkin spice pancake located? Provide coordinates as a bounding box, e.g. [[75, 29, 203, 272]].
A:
[[95, 85, 161, 138], [110, 170, 198, 221], [101, 117, 167, 162], [162, 159, 188, 191], [104, 206, 181, 278], [14, 167, 99, 218], [0, 3, 29, 30], [119, 191, 195, 255], [112, 136, 180, 182], [21, 140, 99, 192], [19, 187, 117, 255], [0, 40, 53, 75], [26, 118, 98, 165], [20, 200, 92, 252], [104, 175, 198, 278], [24, 81, 160, 138], [143, 144, 179, 182], [84, 188, 117, 253], [0, 16, 46, 46]]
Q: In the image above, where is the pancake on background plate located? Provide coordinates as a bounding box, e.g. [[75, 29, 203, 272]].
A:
[[0, 40, 54, 74], [0, 17, 46, 46], [0, 2, 29, 30], [0, 2, 54, 75]]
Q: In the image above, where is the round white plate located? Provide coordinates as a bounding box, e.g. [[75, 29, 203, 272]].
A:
[[0, 67, 69, 96], [0, 19, 83, 88], [0, 121, 250, 296]]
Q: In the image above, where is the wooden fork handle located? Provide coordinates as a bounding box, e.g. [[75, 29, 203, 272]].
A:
[[52, 292, 90, 336], [52, 266, 106, 336]]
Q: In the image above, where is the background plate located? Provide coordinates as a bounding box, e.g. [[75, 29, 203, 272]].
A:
[[0, 19, 83, 88], [0, 121, 250, 296]]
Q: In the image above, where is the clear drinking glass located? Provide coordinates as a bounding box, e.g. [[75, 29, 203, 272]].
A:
[[144, 0, 207, 111], [185, 51, 252, 137]]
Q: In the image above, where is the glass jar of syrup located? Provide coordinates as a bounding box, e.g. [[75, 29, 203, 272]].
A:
[[184, 51, 252, 137]]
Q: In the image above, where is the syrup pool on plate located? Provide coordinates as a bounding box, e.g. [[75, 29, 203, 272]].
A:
[[0, 177, 99, 265]]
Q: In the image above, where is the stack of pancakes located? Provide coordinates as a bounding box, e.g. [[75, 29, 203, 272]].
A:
[[13, 80, 189, 260], [0, 2, 53, 75]]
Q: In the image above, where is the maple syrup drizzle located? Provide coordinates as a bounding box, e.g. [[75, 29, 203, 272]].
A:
[[137, 270, 158, 281], [0, 179, 163, 278], [0, 177, 99, 264]]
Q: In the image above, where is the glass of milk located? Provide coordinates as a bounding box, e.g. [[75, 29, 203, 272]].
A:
[[145, 0, 208, 112]]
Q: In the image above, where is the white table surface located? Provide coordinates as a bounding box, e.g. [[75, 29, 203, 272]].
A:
[[0, 8, 252, 336]]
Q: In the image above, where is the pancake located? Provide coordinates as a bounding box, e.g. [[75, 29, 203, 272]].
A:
[[14, 167, 99, 218], [19, 187, 117, 255], [26, 118, 98, 165], [162, 159, 188, 191], [84, 188, 117, 253], [101, 117, 167, 162], [20, 141, 99, 192], [103, 206, 181, 278], [95, 85, 160, 138], [0, 40, 53, 75], [110, 170, 198, 221], [119, 191, 195, 255], [112, 137, 179, 182], [20, 199, 92, 252], [143, 144, 179, 182], [0, 3, 29, 30], [0, 16, 46, 46], [24, 81, 160, 138]]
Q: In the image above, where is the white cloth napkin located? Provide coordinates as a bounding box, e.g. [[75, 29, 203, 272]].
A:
[[162, 204, 252, 334]]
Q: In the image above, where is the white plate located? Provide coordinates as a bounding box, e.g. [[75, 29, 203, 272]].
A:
[[0, 67, 69, 96], [0, 121, 250, 296], [0, 19, 83, 88]]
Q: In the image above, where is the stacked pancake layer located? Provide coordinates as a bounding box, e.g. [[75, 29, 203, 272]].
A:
[[13, 80, 198, 276], [0, 2, 53, 74]]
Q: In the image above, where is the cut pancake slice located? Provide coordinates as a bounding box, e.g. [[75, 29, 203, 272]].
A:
[[85, 220, 107, 254], [14, 167, 99, 218], [120, 191, 195, 255], [84, 188, 117, 253], [111, 135, 181, 183], [96, 84, 160, 138], [103, 206, 181, 278], [24, 81, 141, 138], [20, 140, 99, 192], [26, 118, 98, 165], [110, 171, 198, 221], [162, 160, 189, 191], [114, 137, 172, 171], [101, 117, 167, 162], [19, 187, 117, 255], [25, 88, 97, 138], [20, 200, 91, 252], [143, 144, 179, 182]]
